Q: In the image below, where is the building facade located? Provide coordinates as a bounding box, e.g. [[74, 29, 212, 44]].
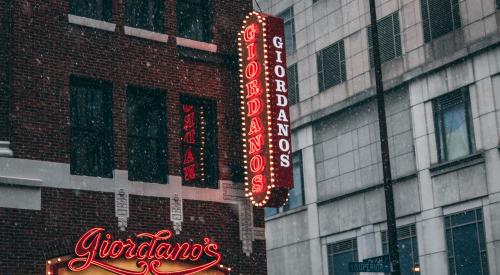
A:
[[259, 0, 500, 274], [0, 1, 268, 274]]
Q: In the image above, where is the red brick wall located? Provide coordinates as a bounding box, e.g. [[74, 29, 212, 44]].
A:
[[0, 0, 13, 140], [0, 188, 267, 275], [8, 0, 248, 180]]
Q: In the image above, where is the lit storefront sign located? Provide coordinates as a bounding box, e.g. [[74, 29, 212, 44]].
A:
[[238, 11, 294, 207], [48, 228, 230, 275]]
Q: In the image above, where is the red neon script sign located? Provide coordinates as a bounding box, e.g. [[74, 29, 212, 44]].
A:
[[68, 228, 222, 275], [238, 11, 294, 207]]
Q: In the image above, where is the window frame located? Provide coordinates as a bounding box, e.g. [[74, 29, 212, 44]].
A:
[[179, 95, 219, 189], [125, 0, 165, 33], [288, 63, 300, 105], [69, 0, 113, 22], [381, 224, 420, 275], [265, 150, 305, 216], [433, 87, 475, 163], [327, 238, 359, 275], [317, 40, 346, 92], [368, 11, 402, 67], [421, 0, 461, 42], [176, 0, 213, 43], [445, 208, 489, 275], [279, 7, 296, 55], [126, 86, 168, 183], [69, 76, 114, 178]]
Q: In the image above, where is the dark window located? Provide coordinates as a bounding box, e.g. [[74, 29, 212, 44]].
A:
[[317, 40, 346, 92], [433, 88, 475, 162], [127, 86, 167, 183], [368, 12, 402, 67], [421, 0, 461, 42], [70, 0, 112, 21], [288, 64, 300, 105], [328, 238, 358, 275], [177, 0, 212, 42], [284, 151, 304, 211], [382, 224, 419, 275], [264, 207, 279, 217], [70, 76, 113, 178], [125, 0, 164, 33], [279, 7, 296, 55], [445, 208, 489, 275], [497, 0, 500, 10], [180, 96, 218, 188]]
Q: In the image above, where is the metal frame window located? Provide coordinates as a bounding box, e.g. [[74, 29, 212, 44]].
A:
[[177, 0, 213, 42], [382, 224, 419, 275], [70, 0, 112, 21], [317, 40, 346, 92], [180, 95, 218, 189], [288, 64, 299, 105], [125, 0, 165, 33], [445, 208, 489, 275], [421, 0, 461, 42], [279, 7, 296, 55], [264, 150, 305, 217], [70, 76, 113, 178], [328, 238, 358, 275], [368, 11, 402, 67], [127, 86, 167, 183], [433, 88, 475, 163]]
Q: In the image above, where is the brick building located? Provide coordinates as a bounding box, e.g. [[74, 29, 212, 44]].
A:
[[0, 0, 267, 274]]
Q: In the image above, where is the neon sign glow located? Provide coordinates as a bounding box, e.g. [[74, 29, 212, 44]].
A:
[[66, 228, 222, 275], [238, 11, 294, 207]]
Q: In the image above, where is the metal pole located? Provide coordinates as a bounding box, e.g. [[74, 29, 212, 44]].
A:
[[367, 0, 401, 274]]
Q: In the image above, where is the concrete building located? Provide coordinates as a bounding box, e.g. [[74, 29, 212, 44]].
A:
[[259, 0, 500, 274]]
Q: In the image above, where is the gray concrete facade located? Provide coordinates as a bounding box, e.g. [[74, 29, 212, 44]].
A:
[[260, 0, 500, 274]]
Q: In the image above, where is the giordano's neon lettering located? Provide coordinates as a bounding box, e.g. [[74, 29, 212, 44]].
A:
[[67, 228, 222, 275], [238, 11, 294, 207]]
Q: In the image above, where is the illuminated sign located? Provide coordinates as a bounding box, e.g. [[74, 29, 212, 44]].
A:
[[238, 11, 294, 207], [64, 228, 223, 275]]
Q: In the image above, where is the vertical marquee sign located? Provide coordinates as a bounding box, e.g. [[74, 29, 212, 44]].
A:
[[238, 11, 293, 207]]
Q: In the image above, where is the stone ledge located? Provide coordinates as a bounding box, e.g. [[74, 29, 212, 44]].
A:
[[429, 152, 484, 177], [176, 37, 217, 53], [124, 26, 169, 43], [68, 14, 116, 32], [264, 204, 308, 221], [0, 141, 13, 157]]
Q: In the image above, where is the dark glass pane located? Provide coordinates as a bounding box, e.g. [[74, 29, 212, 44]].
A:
[[264, 207, 279, 217], [127, 87, 167, 183], [424, 0, 460, 41], [368, 12, 401, 67], [319, 41, 345, 90], [177, 0, 212, 42], [126, 0, 164, 32], [450, 209, 476, 226], [452, 223, 483, 275], [333, 251, 356, 275], [70, 0, 112, 21], [284, 152, 304, 210], [288, 64, 299, 105], [280, 8, 296, 54], [70, 77, 113, 178]]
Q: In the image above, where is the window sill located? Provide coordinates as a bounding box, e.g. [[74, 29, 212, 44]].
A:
[[264, 204, 307, 222], [176, 37, 217, 53], [68, 14, 116, 32], [430, 152, 484, 177], [124, 26, 169, 43], [0, 141, 13, 157]]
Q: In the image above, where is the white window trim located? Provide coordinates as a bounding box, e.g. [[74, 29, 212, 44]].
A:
[[124, 26, 169, 43], [176, 37, 217, 53], [68, 14, 116, 32]]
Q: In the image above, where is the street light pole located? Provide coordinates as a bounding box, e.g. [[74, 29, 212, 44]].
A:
[[367, 0, 401, 274]]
